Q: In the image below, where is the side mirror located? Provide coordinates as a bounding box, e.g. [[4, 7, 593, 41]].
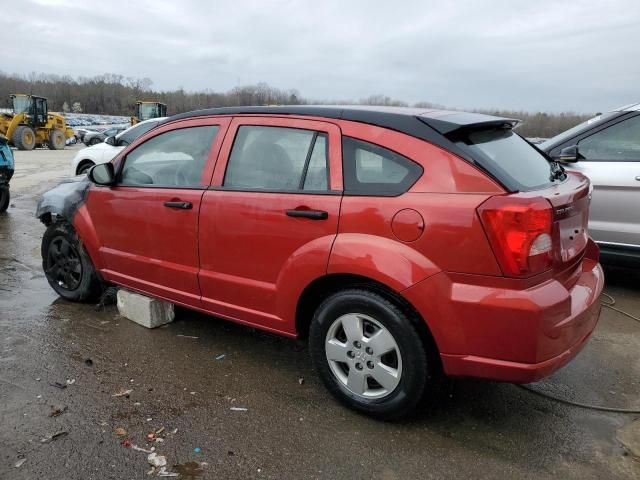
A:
[[105, 136, 116, 146], [558, 145, 580, 163], [88, 163, 115, 186]]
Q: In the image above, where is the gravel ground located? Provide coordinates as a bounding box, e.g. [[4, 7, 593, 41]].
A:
[[0, 147, 638, 479]]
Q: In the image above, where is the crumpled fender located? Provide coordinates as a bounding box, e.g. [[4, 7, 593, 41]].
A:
[[35, 176, 91, 223]]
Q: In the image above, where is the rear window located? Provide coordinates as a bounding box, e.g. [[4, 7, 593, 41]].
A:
[[456, 128, 553, 191]]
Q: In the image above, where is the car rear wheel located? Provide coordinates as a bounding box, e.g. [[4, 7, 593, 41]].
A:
[[41, 221, 103, 302], [309, 289, 431, 420]]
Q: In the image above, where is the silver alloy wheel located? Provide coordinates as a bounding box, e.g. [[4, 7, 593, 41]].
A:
[[325, 313, 403, 399]]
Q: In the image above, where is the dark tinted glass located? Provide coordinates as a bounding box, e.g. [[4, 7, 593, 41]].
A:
[[342, 137, 422, 195], [224, 126, 328, 191], [458, 128, 553, 191]]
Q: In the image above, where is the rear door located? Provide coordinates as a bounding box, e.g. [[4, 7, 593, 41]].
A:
[[85, 117, 229, 307], [568, 114, 640, 247], [198, 116, 343, 332]]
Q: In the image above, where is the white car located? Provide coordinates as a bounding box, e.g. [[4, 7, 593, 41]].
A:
[[71, 117, 167, 175]]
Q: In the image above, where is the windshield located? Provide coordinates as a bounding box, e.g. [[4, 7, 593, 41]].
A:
[[117, 121, 159, 146], [138, 103, 160, 121], [12, 96, 32, 114], [457, 128, 556, 191], [539, 112, 619, 149]]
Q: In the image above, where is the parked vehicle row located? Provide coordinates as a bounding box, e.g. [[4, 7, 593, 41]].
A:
[[71, 117, 167, 175], [39, 106, 604, 419]]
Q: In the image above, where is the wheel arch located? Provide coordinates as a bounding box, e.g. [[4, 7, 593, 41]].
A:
[[295, 273, 442, 369], [76, 159, 95, 175]]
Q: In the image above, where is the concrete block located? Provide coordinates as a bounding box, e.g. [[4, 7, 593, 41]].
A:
[[116, 289, 174, 329]]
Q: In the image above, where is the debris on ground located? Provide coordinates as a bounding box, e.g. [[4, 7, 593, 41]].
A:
[[121, 439, 131, 448], [49, 405, 68, 417], [215, 354, 226, 360], [95, 286, 118, 310], [66, 378, 76, 385], [157, 466, 179, 477], [155, 427, 165, 435], [194, 447, 201, 453], [40, 431, 68, 443], [298, 377, 305, 385], [50, 381, 67, 389], [114, 427, 127, 436], [14, 458, 26, 468], [112, 388, 133, 397], [132, 444, 154, 454], [84, 358, 93, 367], [148, 452, 167, 467], [230, 407, 248, 412], [176, 334, 198, 339], [174, 461, 204, 477]]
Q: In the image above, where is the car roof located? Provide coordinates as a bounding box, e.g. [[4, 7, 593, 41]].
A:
[[164, 105, 517, 138], [613, 102, 640, 112]]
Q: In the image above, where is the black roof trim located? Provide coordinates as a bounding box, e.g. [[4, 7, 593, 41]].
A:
[[162, 105, 519, 191]]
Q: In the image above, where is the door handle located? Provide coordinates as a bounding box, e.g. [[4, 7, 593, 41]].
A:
[[164, 201, 192, 209], [286, 208, 328, 220], [635, 176, 640, 181]]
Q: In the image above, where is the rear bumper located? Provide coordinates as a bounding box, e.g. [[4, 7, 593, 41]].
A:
[[403, 240, 604, 383]]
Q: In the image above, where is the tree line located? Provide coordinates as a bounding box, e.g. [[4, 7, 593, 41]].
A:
[[0, 71, 592, 138]]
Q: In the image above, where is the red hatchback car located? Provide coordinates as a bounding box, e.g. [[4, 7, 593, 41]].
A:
[[37, 106, 604, 419]]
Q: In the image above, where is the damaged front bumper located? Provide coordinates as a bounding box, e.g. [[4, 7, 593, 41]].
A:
[[35, 176, 92, 225]]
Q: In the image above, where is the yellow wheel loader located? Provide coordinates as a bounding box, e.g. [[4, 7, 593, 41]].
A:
[[131, 101, 167, 125], [0, 94, 75, 150]]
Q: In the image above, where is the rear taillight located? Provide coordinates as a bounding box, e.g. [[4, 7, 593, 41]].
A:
[[478, 196, 554, 277]]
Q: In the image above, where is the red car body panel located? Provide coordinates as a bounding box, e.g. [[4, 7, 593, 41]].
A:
[[69, 111, 605, 383]]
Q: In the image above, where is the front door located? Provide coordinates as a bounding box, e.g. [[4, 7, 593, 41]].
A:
[[570, 114, 640, 248], [85, 118, 229, 306], [198, 116, 343, 333]]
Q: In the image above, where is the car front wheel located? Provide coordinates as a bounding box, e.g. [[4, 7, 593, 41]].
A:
[[309, 289, 432, 420], [41, 221, 103, 302]]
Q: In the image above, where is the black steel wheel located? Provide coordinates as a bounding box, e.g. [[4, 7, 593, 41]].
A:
[[41, 221, 103, 302]]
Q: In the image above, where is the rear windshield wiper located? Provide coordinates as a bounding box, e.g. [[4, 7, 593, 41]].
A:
[[548, 160, 566, 182]]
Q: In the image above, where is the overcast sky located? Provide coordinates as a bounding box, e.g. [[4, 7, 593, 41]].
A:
[[4, 0, 640, 112]]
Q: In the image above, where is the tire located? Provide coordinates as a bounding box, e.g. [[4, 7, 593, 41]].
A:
[[41, 221, 103, 302], [48, 129, 66, 150], [0, 185, 9, 213], [309, 289, 432, 420], [12, 125, 36, 150], [76, 161, 94, 175], [89, 137, 101, 146]]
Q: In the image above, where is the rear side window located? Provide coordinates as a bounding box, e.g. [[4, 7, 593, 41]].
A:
[[224, 126, 328, 191], [342, 137, 422, 195], [456, 128, 553, 191]]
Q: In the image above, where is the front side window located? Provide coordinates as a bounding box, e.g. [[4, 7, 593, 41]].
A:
[[224, 126, 329, 191], [119, 126, 218, 187], [578, 116, 640, 161], [342, 137, 422, 195]]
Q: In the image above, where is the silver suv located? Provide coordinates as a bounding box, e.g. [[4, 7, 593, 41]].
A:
[[540, 103, 640, 265]]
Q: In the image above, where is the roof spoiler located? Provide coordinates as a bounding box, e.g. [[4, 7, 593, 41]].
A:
[[418, 112, 520, 135]]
